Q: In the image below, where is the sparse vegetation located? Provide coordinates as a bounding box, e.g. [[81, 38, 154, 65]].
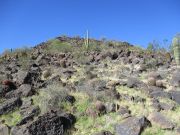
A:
[[0, 36, 180, 135], [0, 47, 32, 70], [0, 109, 22, 126], [45, 39, 73, 53], [32, 84, 68, 114]]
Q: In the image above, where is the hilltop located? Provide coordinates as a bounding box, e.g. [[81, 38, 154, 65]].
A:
[[0, 36, 180, 135]]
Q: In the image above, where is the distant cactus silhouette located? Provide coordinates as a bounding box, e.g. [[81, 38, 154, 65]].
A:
[[172, 34, 180, 65]]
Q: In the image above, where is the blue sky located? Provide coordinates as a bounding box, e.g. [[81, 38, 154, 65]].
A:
[[0, 0, 180, 53]]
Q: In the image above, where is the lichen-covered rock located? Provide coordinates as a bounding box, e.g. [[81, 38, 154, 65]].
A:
[[11, 111, 76, 135], [0, 123, 10, 135], [105, 103, 119, 113], [17, 106, 40, 126], [14, 66, 41, 87], [155, 80, 164, 88], [148, 112, 175, 130], [151, 99, 175, 111], [0, 85, 12, 97], [171, 69, 180, 87], [147, 77, 156, 86], [115, 116, 151, 135], [95, 101, 106, 116], [76, 78, 107, 92], [2, 80, 17, 90], [5, 84, 33, 98], [93, 130, 114, 135], [117, 106, 131, 118], [170, 91, 180, 104], [126, 77, 147, 89], [42, 69, 51, 79], [86, 107, 97, 118], [15, 70, 29, 84], [148, 72, 162, 80], [0, 97, 22, 115], [65, 95, 76, 105], [149, 90, 171, 99]]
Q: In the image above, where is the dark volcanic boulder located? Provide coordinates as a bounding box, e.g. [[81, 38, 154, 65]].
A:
[[159, 102, 175, 111], [11, 111, 76, 135], [115, 116, 151, 135], [117, 106, 131, 118], [105, 103, 119, 113], [126, 77, 147, 89], [15, 66, 41, 86], [65, 95, 76, 105], [15, 70, 29, 84], [147, 77, 156, 86], [95, 101, 106, 116], [0, 81, 17, 97], [2, 80, 17, 90], [41, 75, 64, 88], [77, 78, 107, 92], [170, 91, 180, 104], [148, 71, 162, 80], [0, 123, 10, 135], [0, 97, 22, 115], [171, 69, 180, 87], [111, 52, 119, 60], [151, 99, 175, 111], [5, 84, 34, 98], [93, 130, 114, 135], [148, 112, 175, 130], [0, 85, 12, 97], [149, 90, 171, 99], [177, 127, 180, 135], [17, 106, 40, 126], [17, 98, 40, 125]]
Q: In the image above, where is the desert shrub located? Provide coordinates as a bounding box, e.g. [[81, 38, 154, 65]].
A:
[[73, 51, 92, 64], [106, 40, 131, 47], [144, 58, 158, 69], [32, 84, 68, 114], [86, 42, 102, 52], [46, 39, 73, 53]]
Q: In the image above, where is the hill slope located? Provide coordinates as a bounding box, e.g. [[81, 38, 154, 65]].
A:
[[0, 36, 180, 135]]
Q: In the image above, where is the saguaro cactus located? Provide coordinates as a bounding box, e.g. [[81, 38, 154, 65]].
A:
[[172, 34, 180, 65], [85, 30, 89, 49]]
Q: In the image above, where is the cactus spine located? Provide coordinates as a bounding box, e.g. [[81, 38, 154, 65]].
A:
[[172, 34, 180, 66]]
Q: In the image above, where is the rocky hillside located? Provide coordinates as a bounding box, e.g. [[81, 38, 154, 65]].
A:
[[0, 36, 180, 135]]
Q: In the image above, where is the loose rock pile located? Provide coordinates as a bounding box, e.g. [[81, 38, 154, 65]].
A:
[[0, 36, 179, 135]]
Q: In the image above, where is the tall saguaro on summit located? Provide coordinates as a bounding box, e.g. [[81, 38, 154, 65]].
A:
[[172, 34, 180, 66], [85, 30, 89, 49]]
